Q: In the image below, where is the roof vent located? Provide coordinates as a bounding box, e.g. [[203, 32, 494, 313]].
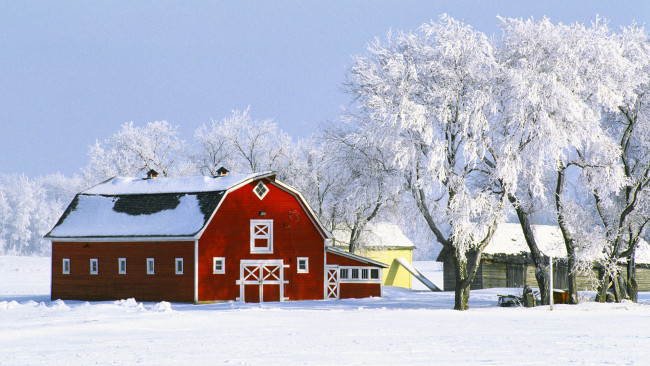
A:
[[215, 167, 229, 177], [146, 169, 159, 179]]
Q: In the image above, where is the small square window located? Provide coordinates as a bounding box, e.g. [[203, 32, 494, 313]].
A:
[[62, 259, 70, 274], [213, 257, 225, 274], [175, 258, 183, 275], [361, 268, 369, 279], [90, 258, 98, 275], [253, 181, 269, 200], [118, 258, 126, 274], [297, 257, 309, 273], [351, 268, 359, 279], [370, 268, 380, 279], [340, 268, 349, 279], [147, 258, 155, 275]]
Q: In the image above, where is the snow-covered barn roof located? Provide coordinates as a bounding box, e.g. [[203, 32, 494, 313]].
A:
[[333, 222, 415, 250], [45, 172, 273, 240]]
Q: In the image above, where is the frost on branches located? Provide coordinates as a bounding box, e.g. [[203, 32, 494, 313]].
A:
[[193, 108, 301, 181], [84, 121, 191, 184], [345, 15, 510, 310]]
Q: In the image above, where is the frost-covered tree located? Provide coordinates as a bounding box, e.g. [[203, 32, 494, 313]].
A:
[[320, 122, 402, 253], [84, 120, 191, 184], [193, 108, 300, 181], [345, 15, 509, 310], [586, 24, 650, 302], [0, 173, 83, 255], [495, 17, 629, 304]]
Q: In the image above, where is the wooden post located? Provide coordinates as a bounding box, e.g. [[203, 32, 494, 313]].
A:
[[549, 255, 553, 311]]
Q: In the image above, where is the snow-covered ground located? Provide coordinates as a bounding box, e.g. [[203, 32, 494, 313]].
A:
[[2, 256, 650, 365]]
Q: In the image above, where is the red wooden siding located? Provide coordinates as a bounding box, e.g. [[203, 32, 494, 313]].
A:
[[339, 283, 381, 298], [51, 241, 194, 302], [197, 179, 326, 302]]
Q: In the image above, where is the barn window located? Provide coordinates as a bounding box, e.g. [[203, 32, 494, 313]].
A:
[[118, 258, 126, 274], [253, 181, 269, 200], [147, 258, 155, 274], [339, 268, 349, 279], [370, 268, 380, 279], [297, 257, 309, 273], [351, 268, 359, 279], [90, 258, 98, 275], [62, 259, 70, 274], [175, 258, 184, 275], [250, 220, 273, 253], [213, 257, 225, 274], [361, 268, 369, 279]]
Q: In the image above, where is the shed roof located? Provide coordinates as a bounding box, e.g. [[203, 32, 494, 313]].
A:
[[437, 223, 650, 264], [326, 247, 389, 268], [333, 222, 415, 250], [45, 172, 273, 240]]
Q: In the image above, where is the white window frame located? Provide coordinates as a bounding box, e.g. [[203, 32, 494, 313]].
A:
[[213, 257, 225, 274], [297, 257, 309, 273], [338, 266, 382, 284], [253, 180, 269, 200], [147, 258, 155, 275], [250, 219, 273, 254], [90, 258, 98, 275], [175, 258, 184, 275], [62, 258, 70, 274], [118, 258, 126, 274]]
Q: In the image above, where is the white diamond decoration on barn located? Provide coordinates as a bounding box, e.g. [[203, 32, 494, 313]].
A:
[[254, 181, 269, 200]]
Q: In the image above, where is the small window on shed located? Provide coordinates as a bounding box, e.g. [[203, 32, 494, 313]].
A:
[[118, 258, 126, 274], [62, 259, 70, 274], [90, 258, 98, 275], [370, 268, 380, 279], [175, 258, 183, 275], [147, 258, 155, 275], [297, 257, 309, 273], [213, 257, 225, 274], [340, 268, 349, 279], [361, 268, 369, 280], [351, 268, 359, 279]]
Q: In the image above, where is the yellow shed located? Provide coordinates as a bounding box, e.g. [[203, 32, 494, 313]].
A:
[[334, 222, 416, 289]]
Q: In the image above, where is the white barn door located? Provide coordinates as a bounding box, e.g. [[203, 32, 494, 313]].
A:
[[325, 265, 339, 300], [238, 260, 285, 302]]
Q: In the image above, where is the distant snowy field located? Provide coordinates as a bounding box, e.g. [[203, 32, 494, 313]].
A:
[[2, 256, 650, 365]]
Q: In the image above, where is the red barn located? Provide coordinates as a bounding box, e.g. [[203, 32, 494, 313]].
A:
[[46, 171, 387, 303]]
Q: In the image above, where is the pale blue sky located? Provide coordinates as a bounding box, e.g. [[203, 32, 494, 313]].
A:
[[1, 1, 648, 177]]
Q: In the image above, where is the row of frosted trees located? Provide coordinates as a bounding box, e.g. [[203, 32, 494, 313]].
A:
[[1, 15, 648, 310], [343, 15, 650, 309]]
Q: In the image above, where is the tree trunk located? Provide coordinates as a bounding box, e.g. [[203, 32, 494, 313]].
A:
[[454, 281, 471, 310], [596, 270, 611, 303], [627, 252, 638, 302], [452, 254, 471, 310], [565, 247, 579, 304], [554, 168, 579, 304], [510, 199, 550, 305]]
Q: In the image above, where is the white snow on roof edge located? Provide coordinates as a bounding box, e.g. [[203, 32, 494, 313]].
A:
[[83, 172, 274, 195]]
